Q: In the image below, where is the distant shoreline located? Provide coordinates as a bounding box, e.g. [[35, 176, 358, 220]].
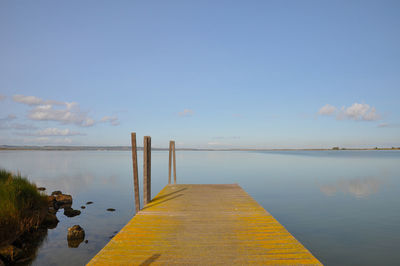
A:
[[0, 145, 399, 151]]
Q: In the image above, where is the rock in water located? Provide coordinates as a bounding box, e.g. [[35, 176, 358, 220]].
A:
[[51, 190, 62, 196], [68, 225, 85, 239], [68, 238, 84, 248], [47, 195, 56, 204], [54, 194, 72, 205], [106, 208, 116, 212], [67, 225, 85, 248], [37, 187, 46, 191], [81, 206, 86, 209], [42, 213, 59, 229], [86, 201, 93, 205], [64, 207, 81, 217]]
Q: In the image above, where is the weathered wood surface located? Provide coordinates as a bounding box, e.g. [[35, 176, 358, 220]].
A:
[[130, 133, 140, 212], [143, 136, 151, 205], [172, 142, 176, 184], [168, 141, 172, 184], [88, 184, 322, 265]]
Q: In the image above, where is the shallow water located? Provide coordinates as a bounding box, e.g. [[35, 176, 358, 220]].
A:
[[0, 150, 399, 265]]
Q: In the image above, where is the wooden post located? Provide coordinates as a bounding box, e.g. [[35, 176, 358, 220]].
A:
[[143, 136, 151, 205], [173, 141, 177, 184], [131, 133, 140, 213], [168, 141, 173, 184]]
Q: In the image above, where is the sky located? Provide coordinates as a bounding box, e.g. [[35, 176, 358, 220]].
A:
[[0, 0, 399, 148]]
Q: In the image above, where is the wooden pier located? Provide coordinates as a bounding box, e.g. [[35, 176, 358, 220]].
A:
[[88, 184, 321, 265], [88, 133, 321, 265]]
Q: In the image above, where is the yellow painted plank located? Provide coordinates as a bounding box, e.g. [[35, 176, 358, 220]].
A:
[[88, 184, 322, 265]]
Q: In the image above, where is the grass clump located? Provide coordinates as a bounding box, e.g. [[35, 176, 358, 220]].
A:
[[0, 169, 47, 246]]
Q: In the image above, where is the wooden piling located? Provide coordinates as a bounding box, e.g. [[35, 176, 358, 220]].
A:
[[168, 141, 173, 184], [130, 133, 140, 212], [143, 136, 151, 205], [173, 141, 177, 184]]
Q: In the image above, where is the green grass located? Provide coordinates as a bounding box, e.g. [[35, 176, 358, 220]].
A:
[[0, 169, 48, 246]]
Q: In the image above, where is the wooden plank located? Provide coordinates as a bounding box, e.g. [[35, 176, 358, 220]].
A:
[[130, 132, 140, 212], [88, 184, 322, 265]]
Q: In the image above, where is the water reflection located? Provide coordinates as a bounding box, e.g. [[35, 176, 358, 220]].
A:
[[319, 176, 384, 198], [34, 173, 95, 195], [2, 226, 49, 265], [0, 150, 399, 266]]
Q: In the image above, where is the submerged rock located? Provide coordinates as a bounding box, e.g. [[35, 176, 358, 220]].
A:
[[68, 238, 84, 248], [86, 201, 93, 205], [106, 208, 116, 212], [64, 207, 81, 218], [67, 225, 85, 248]]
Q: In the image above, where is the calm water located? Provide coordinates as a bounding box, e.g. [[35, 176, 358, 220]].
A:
[[1, 150, 399, 265]]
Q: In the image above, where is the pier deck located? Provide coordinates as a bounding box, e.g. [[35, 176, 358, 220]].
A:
[[88, 184, 321, 265]]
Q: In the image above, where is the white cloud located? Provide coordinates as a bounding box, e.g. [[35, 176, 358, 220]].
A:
[[28, 137, 73, 144], [318, 102, 380, 121], [178, 109, 194, 117], [82, 118, 95, 127], [13, 94, 94, 127], [318, 104, 337, 115], [12, 94, 120, 128], [27, 101, 95, 127], [0, 94, 6, 101], [37, 128, 83, 136], [339, 103, 380, 121], [13, 95, 43, 105], [100, 116, 119, 126], [10, 123, 38, 130], [16, 127, 83, 137], [13, 94, 63, 106]]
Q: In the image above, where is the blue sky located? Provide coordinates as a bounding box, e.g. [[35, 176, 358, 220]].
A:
[[0, 1, 399, 148]]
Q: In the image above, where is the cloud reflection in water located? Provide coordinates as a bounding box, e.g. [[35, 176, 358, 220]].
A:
[[319, 176, 384, 198]]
